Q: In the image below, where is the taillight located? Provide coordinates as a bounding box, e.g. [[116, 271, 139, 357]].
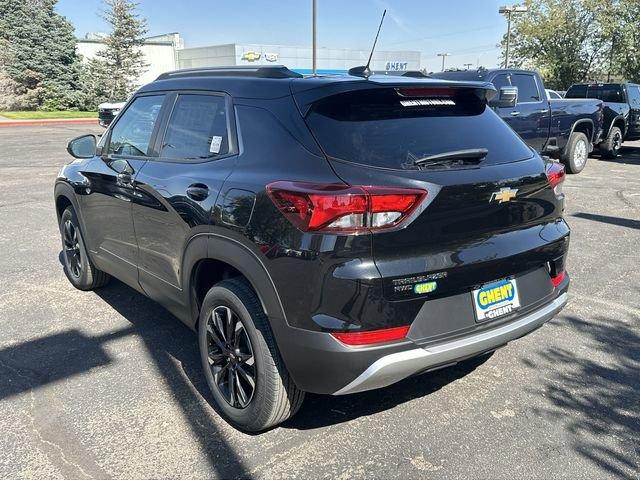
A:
[[330, 325, 410, 346], [546, 162, 565, 196], [551, 271, 566, 287], [266, 181, 426, 233]]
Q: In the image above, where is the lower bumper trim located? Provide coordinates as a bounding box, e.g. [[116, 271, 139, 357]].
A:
[[333, 292, 568, 395]]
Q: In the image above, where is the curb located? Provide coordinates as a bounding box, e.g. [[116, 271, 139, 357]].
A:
[[0, 118, 99, 128]]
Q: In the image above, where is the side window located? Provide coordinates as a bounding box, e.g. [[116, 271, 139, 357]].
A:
[[511, 74, 540, 102], [108, 95, 165, 157], [627, 86, 640, 106], [160, 94, 230, 161], [599, 85, 625, 103], [565, 84, 587, 98], [492, 74, 511, 90]]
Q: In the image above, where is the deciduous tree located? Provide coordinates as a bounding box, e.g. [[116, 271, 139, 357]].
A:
[[500, 0, 608, 89]]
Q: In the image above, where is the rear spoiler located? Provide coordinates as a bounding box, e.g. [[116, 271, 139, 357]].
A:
[[291, 76, 497, 116]]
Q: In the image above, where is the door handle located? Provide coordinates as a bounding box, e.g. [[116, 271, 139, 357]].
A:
[[186, 183, 210, 201], [510, 111, 521, 116]]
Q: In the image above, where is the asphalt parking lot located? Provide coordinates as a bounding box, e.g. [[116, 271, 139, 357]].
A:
[[0, 124, 638, 479]]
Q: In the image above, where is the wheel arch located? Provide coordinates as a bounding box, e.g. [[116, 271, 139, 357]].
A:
[[569, 119, 594, 144], [182, 234, 287, 332], [608, 116, 626, 138], [53, 182, 93, 250]]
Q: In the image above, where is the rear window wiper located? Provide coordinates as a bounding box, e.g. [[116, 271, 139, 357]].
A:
[[411, 148, 489, 167]]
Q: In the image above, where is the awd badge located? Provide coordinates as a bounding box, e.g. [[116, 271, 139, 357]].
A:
[[414, 281, 437, 295]]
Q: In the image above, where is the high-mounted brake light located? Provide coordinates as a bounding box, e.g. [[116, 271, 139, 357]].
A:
[[266, 182, 426, 233], [397, 87, 454, 97], [545, 162, 565, 195], [331, 325, 410, 346]]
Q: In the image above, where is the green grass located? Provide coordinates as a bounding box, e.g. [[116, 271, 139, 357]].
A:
[[0, 111, 97, 120]]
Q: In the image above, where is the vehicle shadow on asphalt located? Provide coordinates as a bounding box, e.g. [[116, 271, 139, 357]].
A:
[[522, 313, 640, 479], [91, 279, 254, 478], [283, 355, 491, 430], [3, 258, 491, 475], [90, 277, 489, 434], [590, 145, 640, 166]]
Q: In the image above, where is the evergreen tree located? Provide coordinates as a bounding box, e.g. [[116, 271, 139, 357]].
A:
[[97, 0, 148, 101], [0, 0, 81, 109]]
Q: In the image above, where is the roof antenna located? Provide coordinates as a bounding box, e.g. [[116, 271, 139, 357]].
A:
[[348, 9, 386, 78]]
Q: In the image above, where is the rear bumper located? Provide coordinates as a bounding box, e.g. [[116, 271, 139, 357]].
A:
[[334, 292, 567, 395], [276, 281, 568, 395]]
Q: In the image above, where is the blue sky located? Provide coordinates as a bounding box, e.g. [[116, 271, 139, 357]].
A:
[[56, 0, 508, 72]]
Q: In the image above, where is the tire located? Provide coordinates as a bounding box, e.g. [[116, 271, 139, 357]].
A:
[[599, 126, 623, 159], [560, 131, 589, 174], [198, 277, 304, 432], [59, 206, 110, 290]]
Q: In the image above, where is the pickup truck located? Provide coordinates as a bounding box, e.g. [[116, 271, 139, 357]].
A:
[[432, 68, 604, 174], [565, 82, 640, 158]]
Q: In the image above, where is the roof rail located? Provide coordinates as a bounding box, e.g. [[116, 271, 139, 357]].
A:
[[156, 65, 303, 81]]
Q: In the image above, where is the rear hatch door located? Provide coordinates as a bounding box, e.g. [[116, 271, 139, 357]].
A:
[[295, 78, 567, 304]]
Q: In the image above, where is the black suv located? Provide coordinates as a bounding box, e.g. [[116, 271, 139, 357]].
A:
[[565, 82, 640, 158], [56, 66, 570, 431]]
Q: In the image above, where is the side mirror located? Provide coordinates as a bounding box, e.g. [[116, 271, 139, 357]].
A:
[[489, 86, 518, 108], [67, 134, 97, 159]]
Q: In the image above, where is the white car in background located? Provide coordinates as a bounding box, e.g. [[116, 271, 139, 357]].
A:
[[546, 89, 564, 99], [98, 101, 126, 127]]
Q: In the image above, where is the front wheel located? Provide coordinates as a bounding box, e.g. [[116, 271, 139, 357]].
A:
[[198, 278, 304, 432], [59, 206, 109, 290], [560, 131, 589, 174]]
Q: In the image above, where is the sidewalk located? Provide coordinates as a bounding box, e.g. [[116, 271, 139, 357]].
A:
[[0, 116, 98, 127]]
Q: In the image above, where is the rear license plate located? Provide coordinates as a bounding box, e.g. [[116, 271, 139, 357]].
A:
[[473, 278, 520, 322]]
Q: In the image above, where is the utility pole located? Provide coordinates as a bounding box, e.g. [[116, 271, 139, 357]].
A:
[[463, 63, 473, 70], [312, 0, 317, 75], [499, 5, 528, 68], [437, 53, 450, 71], [608, 34, 616, 82]]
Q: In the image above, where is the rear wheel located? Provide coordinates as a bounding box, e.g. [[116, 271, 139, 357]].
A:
[[600, 126, 623, 159], [198, 277, 304, 432], [560, 131, 589, 174], [59, 206, 109, 290]]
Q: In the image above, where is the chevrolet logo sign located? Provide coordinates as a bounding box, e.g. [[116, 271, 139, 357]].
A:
[[490, 187, 518, 203], [241, 51, 261, 62]]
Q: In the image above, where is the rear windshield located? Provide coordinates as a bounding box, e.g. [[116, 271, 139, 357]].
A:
[[566, 84, 626, 103], [305, 88, 533, 169]]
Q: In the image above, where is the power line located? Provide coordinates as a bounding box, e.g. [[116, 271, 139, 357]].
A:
[[384, 24, 502, 47]]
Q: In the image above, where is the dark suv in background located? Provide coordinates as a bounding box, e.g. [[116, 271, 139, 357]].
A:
[[565, 82, 640, 158], [56, 66, 570, 431]]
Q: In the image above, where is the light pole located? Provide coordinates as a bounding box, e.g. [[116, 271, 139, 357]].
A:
[[312, 0, 317, 75], [437, 53, 450, 71], [499, 5, 528, 68]]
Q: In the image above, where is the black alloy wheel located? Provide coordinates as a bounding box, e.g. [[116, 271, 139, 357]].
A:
[[206, 305, 256, 409], [62, 219, 82, 278]]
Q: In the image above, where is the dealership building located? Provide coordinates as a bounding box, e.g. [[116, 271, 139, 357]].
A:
[[177, 43, 421, 75], [77, 33, 421, 87]]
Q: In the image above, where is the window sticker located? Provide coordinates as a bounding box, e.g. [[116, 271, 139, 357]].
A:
[[210, 135, 223, 154]]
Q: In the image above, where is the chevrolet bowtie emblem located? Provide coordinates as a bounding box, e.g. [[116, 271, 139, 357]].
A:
[[241, 51, 261, 62], [490, 187, 518, 203]]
